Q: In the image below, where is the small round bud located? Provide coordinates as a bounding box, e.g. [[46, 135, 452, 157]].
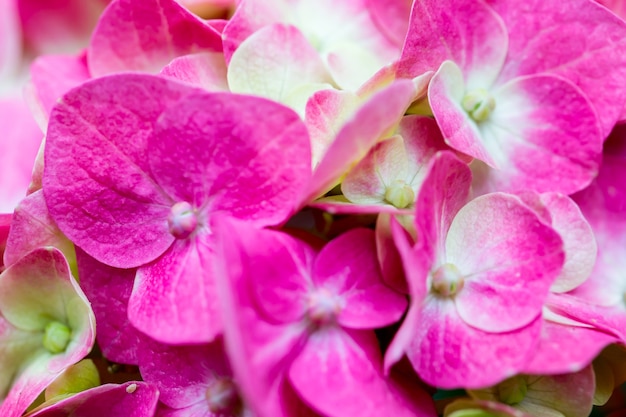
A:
[[167, 201, 198, 239], [43, 321, 72, 354], [461, 88, 496, 122], [431, 263, 464, 297], [384, 180, 415, 209]]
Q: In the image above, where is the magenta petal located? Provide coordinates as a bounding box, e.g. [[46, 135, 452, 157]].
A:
[[149, 92, 311, 226], [88, 0, 222, 76], [523, 313, 617, 375], [138, 338, 233, 409], [43, 74, 201, 268], [450, 194, 564, 332], [289, 327, 429, 417], [76, 248, 143, 365], [28, 382, 159, 417], [491, 0, 626, 135], [129, 235, 220, 344], [404, 299, 542, 389], [213, 218, 311, 417], [313, 228, 407, 329], [399, 0, 508, 85]]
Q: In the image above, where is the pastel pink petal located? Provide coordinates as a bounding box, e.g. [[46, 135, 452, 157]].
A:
[[403, 299, 542, 389], [414, 151, 473, 265], [449, 194, 564, 332], [27, 53, 91, 129], [522, 313, 617, 375], [43, 74, 200, 268], [0, 98, 43, 213], [129, 235, 220, 344], [313, 228, 407, 328], [305, 89, 361, 167], [227, 24, 332, 107], [221, 0, 287, 62], [289, 327, 429, 417], [138, 338, 232, 409], [76, 248, 143, 365], [213, 218, 311, 417], [491, 0, 626, 135], [341, 135, 408, 205], [148, 92, 311, 226], [310, 196, 399, 214], [27, 382, 159, 417], [399, 0, 508, 87], [473, 74, 602, 194], [305, 79, 418, 202], [539, 192, 597, 293], [3, 190, 74, 269], [428, 60, 495, 166], [0, 214, 10, 270], [88, 0, 222, 77], [160, 52, 229, 91]]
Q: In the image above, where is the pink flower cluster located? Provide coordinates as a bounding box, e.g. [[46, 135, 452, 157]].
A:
[[2, 0, 626, 416]]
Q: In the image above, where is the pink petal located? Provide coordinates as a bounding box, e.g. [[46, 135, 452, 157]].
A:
[[43, 74, 199, 268], [522, 311, 617, 375], [227, 23, 332, 108], [129, 235, 221, 344], [402, 299, 542, 389], [413, 151, 473, 266], [27, 382, 159, 417], [138, 338, 233, 409], [428, 60, 495, 166], [365, 0, 411, 47], [0, 98, 43, 213], [399, 0, 508, 87], [88, 0, 222, 76], [490, 0, 626, 135], [539, 192, 597, 293], [148, 92, 311, 227], [27, 53, 91, 128], [76, 248, 143, 365], [160, 52, 229, 91], [375, 212, 408, 294], [472, 74, 602, 194], [313, 228, 407, 329], [17, 0, 104, 56], [305, 79, 418, 202], [289, 327, 431, 417], [3, 190, 74, 269], [213, 218, 312, 417], [449, 193, 564, 332]]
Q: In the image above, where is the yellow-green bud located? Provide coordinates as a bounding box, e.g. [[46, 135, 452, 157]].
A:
[[461, 89, 496, 122], [43, 321, 72, 354]]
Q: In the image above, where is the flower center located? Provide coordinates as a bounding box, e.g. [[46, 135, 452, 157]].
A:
[[497, 375, 528, 405], [306, 288, 343, 325], [167, 201, 198, 239], [384, 180, 415, 209], [461, 88, 496, 122], [431, 263, 464, 297], [43, 321, 72, 354], [206, 378, 242, 414]]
